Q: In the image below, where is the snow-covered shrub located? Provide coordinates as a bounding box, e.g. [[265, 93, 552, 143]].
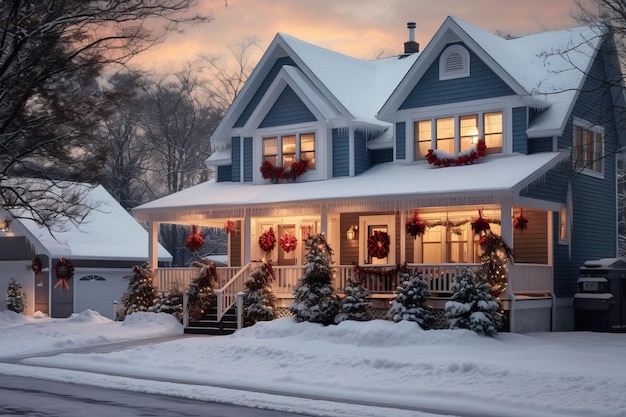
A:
[[335, 278, 373, 323], [290, 233, 340, 325], [243, 260, 277, 326], [445, 268, 502, 336], [119, 263, 158, 320], [187, 259, 218, 321], [5, 278, 26, 313], [150, 287, 184, 322], [387, 272, 434, 329]]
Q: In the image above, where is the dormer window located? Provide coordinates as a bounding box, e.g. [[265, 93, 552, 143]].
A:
[[439, 44, 470, 80], [263, 132, 316, 170]]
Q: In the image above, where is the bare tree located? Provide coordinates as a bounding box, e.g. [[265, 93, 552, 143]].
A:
[[0, 0, 208, 228]]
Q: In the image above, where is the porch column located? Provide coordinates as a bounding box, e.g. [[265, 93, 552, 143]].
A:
[[148, 221, 159, 270], [243, 216, 251, 264], [320, 205, 328, 235]]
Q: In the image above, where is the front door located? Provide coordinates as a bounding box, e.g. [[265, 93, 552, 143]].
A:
[[277, 224, 297, 266]]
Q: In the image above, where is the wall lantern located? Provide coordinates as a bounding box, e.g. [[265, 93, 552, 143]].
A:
[[346, 225, 358, 240]]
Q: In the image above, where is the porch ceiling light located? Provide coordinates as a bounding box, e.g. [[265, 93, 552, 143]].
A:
[[346, 225, 358, 240]]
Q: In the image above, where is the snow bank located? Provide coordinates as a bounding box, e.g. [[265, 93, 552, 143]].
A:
[[0, 310, 28, 329]]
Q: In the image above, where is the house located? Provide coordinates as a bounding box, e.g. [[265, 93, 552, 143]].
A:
[[0, 183, 172, 319], [132, 17, 625, 332]]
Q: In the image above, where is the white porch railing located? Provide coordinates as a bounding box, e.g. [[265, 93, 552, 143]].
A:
[[507, 263, 554, 294], [155, 267, 239, 292], [215, 264, 250, 322]]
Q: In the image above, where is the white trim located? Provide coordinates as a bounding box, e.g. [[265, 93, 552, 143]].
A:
[[439, 44, 470, 80]]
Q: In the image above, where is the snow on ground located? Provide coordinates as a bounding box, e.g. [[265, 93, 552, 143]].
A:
[[1, 310, 625, 417]]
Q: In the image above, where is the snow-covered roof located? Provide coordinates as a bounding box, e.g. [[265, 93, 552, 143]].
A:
[[380, 16, 603, 138], [12, 184, 171, 261], [134, 152, 567, 222]]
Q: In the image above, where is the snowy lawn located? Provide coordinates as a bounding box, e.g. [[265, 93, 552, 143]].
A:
[[1, 310, 625, 417]]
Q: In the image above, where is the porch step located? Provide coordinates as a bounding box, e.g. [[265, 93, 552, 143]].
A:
[[184, 306, 238, 336]]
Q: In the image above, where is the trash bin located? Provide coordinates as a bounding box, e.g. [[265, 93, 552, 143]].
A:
[[574, 258, 626, 332]]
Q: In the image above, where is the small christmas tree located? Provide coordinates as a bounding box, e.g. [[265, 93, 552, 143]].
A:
[[119, 263, 158, 320], [187, 259, 218, 321], [387, 272, 434, 329], [149, 285, 184, 322], [445, 268, 503, 336], [290, 233, 340, 325], [243, 260, 277, 326], [477, 231, 513, 299], [6, 278, 26, 313], [335, 278, 372, 323]]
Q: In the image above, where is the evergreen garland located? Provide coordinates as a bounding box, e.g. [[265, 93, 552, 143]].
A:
[[119, 263, 158, 320], [243, 260, 277, 326], [445, 268, 503, 336], [387, 272, 434, 329], [290, 233, 340, 325], [335, 277, 372, 323], [5, 278, 26, 314], [187, 259, 218, 321]]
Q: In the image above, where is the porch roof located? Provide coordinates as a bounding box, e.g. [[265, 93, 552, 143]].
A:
[[132, 152, 567, 223]]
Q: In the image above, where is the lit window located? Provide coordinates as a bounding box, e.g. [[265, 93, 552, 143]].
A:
[[574, 123, 603, 174], [560, 206, 567, 242], [484, 112, 503, 154], [413, 120, 432, 160], [262, 133, 316, 170], [459, 114, 479, 152], [436, 117, 455, 153]]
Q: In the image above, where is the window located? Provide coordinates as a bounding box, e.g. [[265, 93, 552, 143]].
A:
[[414, 111, 502, 159], [574, 122, 603, 175], [263, 132, 316, 170], [439, 44, 470, 80], [79, 275, 106, 281], [559, 206, 568, 243]]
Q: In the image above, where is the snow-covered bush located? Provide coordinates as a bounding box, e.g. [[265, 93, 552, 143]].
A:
[[290, 233, 340, 325], [445, 268, 502, 336], [243, 260, 277, 326], [387, 272, 434, 329], [5, 278, 26, 313], [335, 278, 372, 323], [187, 259, 218, 321], [119, 263, 158, 320], [150, 287, 184, 322]]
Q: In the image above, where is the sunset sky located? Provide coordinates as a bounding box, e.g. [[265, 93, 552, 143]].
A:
[[136, 0, 596, 72]]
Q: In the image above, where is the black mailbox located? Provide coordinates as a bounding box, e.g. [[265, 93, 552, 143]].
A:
[[574, 258, 626, 332]]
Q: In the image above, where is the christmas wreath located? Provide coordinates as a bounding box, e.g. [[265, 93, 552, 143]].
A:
[[32, 256, 42, 274], [280, 231, 297, 253], [425, 139, 487, 167], [54, 258, 74, 290], [513, 209, 529, 232], [259, 227, 276, 252], [185, 225, 204, 252], [405, 210, 427, 239], [225, 219, 235, 234], [367, 231, 390, 259]]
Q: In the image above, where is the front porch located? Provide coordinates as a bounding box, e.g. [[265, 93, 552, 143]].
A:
[[155, 262, 554, 333]]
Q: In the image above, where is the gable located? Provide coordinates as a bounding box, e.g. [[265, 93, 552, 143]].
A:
[[399, 44, 515, 110], [234, 57, 298, 128], [259, 85, 317, 128]]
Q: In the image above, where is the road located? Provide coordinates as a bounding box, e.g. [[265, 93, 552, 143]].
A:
[[0, 373, 309, 417]]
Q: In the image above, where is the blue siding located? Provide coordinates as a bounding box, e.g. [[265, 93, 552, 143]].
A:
[[400, 44, 515, 109], [373, 148, 393, 163], [243, 137, 253, 182], [396, 122, 406, 160], [354, 130, 373, 175], [332, 128, 349, 177], [217, 165, 232, 182], [528, 137, 554, 153], [231, 137, 241, 182], [553, 44, 618, 297], [259, 85, 316, 128], [512, 107, 528, 154], [234, 57, 297, 128], [521, 160, 569, 203]]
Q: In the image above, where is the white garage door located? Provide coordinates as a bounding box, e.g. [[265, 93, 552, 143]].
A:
[[74, 269, 131, 319]]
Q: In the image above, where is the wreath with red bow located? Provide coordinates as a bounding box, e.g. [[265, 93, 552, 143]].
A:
[[367, 231, 390, 259], [471, 209, 491, 235], [513, 209, 529, 232], [280, 232, 297, 253], [405, 210, 427, 239], [185, 225, 204, 252], [54, 258, 74, 290], [259, 227, 276, 252]]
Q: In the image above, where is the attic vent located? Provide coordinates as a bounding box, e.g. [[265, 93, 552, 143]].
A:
[[439, 44, 470, 80]]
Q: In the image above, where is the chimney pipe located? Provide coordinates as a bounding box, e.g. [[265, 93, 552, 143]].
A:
[[404, 22, 419, 54]]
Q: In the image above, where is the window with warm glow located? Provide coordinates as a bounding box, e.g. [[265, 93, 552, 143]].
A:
[[436, 117, 455, 153], [574, 122, 603, 175], [413, 120, 432, 160], [262, 132, 316, 169]]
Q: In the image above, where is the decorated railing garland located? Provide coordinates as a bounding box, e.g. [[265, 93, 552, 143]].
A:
[[260, 159, 309, 183], [279, 231, 298, 253], [185, 225, 204, 252], [54, 258, 74, 290], [259, 227, 277, 252], [425, 139, 487, 167], [405, 209, 501, 239], [31, 256, 42, 275], [367, 230, 390, 259]]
